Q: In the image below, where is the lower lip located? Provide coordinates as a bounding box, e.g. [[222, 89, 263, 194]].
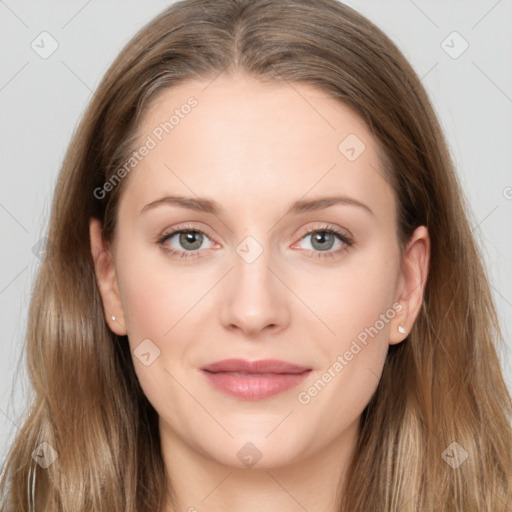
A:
[[202, 370, 311, 400]]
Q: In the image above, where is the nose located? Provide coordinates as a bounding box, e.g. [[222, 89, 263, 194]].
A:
[[219, 239, 291, 338]]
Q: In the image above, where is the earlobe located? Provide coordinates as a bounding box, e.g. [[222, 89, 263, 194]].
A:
[[390, 225, 430, 345], [89, 218, 127, 336], [388, 304, 409, 345]]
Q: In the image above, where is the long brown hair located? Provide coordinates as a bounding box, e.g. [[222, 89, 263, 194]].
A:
[[1, 1, 511, 510]]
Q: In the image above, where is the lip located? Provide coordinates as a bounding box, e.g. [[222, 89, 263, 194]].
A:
[[200, 358, 312, 400]]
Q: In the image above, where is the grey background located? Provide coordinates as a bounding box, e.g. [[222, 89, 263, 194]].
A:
[[1, 0, 511, 466]]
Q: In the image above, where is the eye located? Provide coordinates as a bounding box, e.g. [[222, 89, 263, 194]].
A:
[[157, 224, 354, 261], [293, 225, 354, 259], [157, 225, 215, 260]]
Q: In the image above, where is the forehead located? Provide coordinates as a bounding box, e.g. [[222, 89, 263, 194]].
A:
[[119, 75, 395, 221]]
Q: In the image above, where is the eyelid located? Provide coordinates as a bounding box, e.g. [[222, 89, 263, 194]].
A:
[[156, 224, 217, 260], [295, 223, 354, 244], [157, 222, 216, 242], [156, 222, 354, 260], [289, 224, 354, 261]]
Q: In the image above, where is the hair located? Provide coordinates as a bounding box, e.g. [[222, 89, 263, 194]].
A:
[[1, 0, 511, 510]]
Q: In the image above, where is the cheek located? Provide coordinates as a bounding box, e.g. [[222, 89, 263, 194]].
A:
[[114, 244, 218, 396], [291, 248, 400, 446], [295, 241, 400, 403], [307, 241, 401, 346], [115, 244, 203, 341], [113, 248, 198, 419], [116, 232, 400, 357]]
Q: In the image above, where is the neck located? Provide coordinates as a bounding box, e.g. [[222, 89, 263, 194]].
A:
[[159, 418, 359, 512]]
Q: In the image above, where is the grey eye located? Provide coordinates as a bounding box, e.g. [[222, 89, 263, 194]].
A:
[[176, 231, 204, 250], [309, 232, 336, 251]]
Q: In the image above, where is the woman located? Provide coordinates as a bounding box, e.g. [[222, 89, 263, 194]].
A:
[[1, 0, 511, 510]]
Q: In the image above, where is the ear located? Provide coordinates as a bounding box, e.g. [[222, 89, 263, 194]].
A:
[[89, 218, 127, 336], [389, 225, 430, 345]]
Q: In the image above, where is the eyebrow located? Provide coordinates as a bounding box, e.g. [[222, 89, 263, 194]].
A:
[[140, 194, 374, 217]]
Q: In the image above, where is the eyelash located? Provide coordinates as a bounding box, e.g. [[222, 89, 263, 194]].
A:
[[156, 223, 354, 261]]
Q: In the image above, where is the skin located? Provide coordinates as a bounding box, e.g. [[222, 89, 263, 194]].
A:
[[90, 73, 429, 512]]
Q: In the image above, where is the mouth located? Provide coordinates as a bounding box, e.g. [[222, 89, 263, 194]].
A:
[[200, 359, 312, 400]]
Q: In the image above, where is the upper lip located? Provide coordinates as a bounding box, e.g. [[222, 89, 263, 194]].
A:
[[201, 358, 311, 374]]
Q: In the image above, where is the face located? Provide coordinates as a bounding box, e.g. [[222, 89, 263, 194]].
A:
[[91, 74, 429, 470]]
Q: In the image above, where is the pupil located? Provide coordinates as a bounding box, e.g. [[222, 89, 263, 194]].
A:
[[180, 231, 202, 250], [312, 232, 334, 251]]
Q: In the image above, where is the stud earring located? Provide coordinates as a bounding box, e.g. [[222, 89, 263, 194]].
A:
[[111, 315, 116, 322], [397, 322, 406, 334]]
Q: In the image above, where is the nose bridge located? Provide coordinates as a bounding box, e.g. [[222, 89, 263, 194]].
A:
[[219, 231, 290, 334], [234, 234, 274, 294]]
